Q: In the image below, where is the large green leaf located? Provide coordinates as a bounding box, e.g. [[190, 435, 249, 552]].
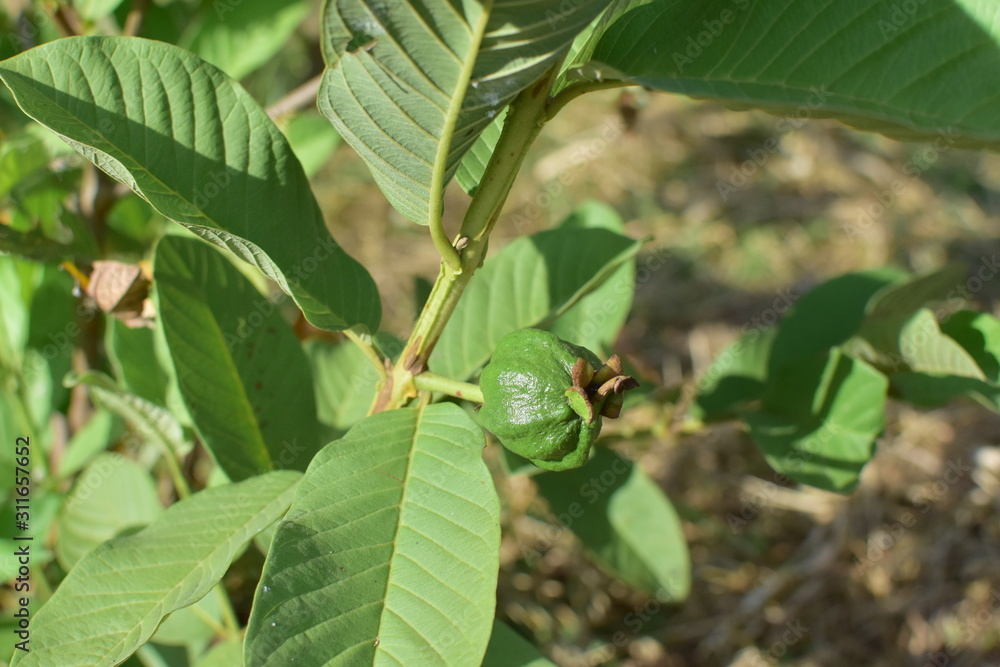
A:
[[0, 36, 379, 331], [10, 471, 301, 667], [55, 452, 163, 570], [179, 0, 312, 81], [430, 226, 644, 380], [154, 236, 319, 481], [586, 1, 1000, 148], [535, 447, 690, 600], [244, 403, 499, 666], [746, 349, 888, 493], [319, 0, 607, 224]]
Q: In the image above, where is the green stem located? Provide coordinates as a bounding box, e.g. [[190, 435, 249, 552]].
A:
[[372, 66, 558, 412], [413, 372, 484, 403], [544, 79, 632, 122], [426, 7, 492, 272], [161, 445, 191, 500], [214, 584, 241, 637]]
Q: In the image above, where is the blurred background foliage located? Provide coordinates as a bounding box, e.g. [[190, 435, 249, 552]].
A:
[[0, 1, 999, 665]]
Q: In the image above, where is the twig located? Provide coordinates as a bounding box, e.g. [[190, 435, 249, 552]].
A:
[[266, 74, 324, 121], [122, 0, 151, 37], [50, 4, 82, 37], [413, 372, 484, 403], [545, 79, 633, 122]]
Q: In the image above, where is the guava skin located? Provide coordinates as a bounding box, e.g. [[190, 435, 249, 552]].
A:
[[480, 329, 603, 471]]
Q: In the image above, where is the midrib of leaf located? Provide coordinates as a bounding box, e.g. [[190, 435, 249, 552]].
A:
[[428, 3, 493, 233], [375, 403, 436, 661]]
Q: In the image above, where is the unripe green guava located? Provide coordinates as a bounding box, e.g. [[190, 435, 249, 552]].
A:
[[479, 329, 604, 471]]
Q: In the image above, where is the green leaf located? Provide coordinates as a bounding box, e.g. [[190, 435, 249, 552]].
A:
[[431, 227, 644, 380], [746, 349, 888, 493], [58, 409, 121, 479], [154, 235, 319, 481], [941, 310, 1000, 382], [305, 338, 381, 432], [64, 371, 190, 464], [9, 471, 301, 667], [0, 129, 52, 199], [244, 404, 499, 667], [151, 592, 220, 649], [694, 326, 777, 421], [588, 1, 1000, 148], [319, 0, 607, 224], [891, 372, 1000, 411], [769, 268, 903, 373], [0, 36, 380, 331], [0, 257, 32, 377], [192, 637, 243, 667], [557, 0, 648, 90], [534, 447, 690, 600], [55, 452, 163, 571], [547, 202, 636, 357], [482, 621, 555, 667], [898, 309, 985, 378], [179, 0, 311, 80], [106, 319, 170, 407], [856, 264, 967, 364]]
